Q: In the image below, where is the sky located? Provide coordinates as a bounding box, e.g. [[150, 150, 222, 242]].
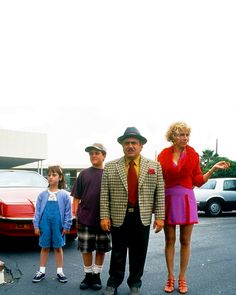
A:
[[0, 1, 236, 168]]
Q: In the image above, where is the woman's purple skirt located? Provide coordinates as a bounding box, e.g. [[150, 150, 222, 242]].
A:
[[165, 185, 198, 225]]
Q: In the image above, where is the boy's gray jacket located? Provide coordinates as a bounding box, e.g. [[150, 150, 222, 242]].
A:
[[100, 156, 165, 227]]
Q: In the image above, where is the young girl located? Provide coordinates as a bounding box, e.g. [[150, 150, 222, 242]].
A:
[[32, 165, 72, 283]]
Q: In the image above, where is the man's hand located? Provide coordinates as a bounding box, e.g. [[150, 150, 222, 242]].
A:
[[100, 218, 111, 232], [153, 219, 164, 233]]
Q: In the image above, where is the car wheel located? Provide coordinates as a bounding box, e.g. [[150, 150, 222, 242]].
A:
[[206, 200, 222, 217]]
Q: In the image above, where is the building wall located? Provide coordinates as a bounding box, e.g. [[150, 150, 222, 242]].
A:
[[0, 129, 84, 191], [0, 129, 47, 159]]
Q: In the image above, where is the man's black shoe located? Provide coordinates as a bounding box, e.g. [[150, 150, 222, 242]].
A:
[[129, 286, 141, 295], [102, 285, 117, 295]]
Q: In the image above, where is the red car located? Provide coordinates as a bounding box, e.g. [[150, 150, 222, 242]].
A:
[[0, 169, 77, 240]]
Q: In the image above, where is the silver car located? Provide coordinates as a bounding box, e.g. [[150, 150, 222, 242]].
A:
[[194, 178, 236, 216]]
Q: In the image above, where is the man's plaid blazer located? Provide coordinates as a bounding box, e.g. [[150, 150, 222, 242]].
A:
[[100, 155, 165, 227]]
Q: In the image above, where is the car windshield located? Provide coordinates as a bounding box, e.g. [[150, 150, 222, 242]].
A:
[[200, 179, 217, 190], [0, 171, 48, 187]]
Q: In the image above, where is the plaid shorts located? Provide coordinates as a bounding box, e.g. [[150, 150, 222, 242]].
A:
[[77, 224, 112, 253]]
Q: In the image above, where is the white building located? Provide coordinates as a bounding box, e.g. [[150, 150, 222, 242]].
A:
[[0, 129, 47, 172], [0, 129, 81, 190]]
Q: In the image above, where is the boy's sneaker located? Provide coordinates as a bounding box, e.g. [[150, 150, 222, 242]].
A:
[[32, 271, 45, 283], [91, 273, 102, 290], [57, 273, 68, 283], [80, 273, 93, 289]]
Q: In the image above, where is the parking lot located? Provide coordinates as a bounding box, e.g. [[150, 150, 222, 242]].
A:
[[1, 213, 236, 295]]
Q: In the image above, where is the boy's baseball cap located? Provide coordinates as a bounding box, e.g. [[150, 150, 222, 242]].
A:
[[85, 143, 107, 153]]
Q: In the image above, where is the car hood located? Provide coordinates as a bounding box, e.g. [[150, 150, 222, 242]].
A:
[[0, 187, 45, 204]]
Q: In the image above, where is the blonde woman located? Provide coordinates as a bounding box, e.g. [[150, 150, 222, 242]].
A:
[[157, 122, 230, 294]]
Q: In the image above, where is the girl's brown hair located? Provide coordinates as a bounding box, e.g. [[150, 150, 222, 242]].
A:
[[47, 165, 66, 189]]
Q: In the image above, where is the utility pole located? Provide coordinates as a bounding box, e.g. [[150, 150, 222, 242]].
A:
[[215, 138, 218, 155]]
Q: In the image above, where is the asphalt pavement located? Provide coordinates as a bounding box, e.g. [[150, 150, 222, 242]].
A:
[[1, 213, 236, 295]]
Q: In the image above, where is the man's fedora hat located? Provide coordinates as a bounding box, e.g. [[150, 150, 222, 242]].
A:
[[117, 127, 147, 144]]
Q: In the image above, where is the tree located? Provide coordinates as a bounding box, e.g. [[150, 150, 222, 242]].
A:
[[200, 149, 236, 177], [201, 149, 217, 167]]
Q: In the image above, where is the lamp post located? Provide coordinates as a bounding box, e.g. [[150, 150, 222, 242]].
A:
[[215, 138, 218, 155]]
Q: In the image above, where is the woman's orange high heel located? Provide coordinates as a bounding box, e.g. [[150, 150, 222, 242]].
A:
[[164, 278, 175, 293], [178, 279, 188, 294]]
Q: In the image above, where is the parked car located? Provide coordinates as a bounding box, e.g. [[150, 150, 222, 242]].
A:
[[194, 178, 236, 216], [0, 169, 77, 239]]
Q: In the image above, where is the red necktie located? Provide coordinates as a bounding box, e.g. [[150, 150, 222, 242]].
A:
[[128, 160, 138, 207]]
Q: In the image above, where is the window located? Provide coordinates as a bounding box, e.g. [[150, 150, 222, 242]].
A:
[[223, 180, 236, 191], [200, 179, 216, 190], [0, 171, 48, 187]]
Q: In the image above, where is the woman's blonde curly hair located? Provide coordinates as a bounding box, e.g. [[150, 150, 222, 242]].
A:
[[165, 121, 191, 143]]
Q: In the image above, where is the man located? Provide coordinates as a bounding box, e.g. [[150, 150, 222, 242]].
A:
[[71, 143, 111, 291], [100, 127, 165, 295]]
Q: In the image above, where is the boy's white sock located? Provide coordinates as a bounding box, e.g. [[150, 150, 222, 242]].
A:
[[93, 264, 103, 274], [84, 265, 93, 273]]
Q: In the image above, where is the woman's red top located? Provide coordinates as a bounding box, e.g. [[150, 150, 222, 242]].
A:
[[157, 145, 205, 189]]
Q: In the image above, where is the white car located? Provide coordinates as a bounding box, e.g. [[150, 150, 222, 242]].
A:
[[194, 178, 236, 216]]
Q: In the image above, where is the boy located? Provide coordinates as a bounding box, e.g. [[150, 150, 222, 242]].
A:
[[71, 143, 111, 290]]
